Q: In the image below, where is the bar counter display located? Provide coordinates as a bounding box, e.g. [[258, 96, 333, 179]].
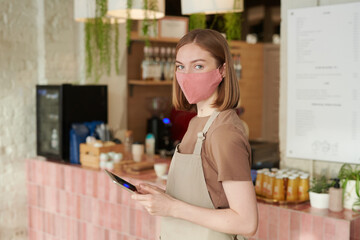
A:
[[26, 158, 360, 240]]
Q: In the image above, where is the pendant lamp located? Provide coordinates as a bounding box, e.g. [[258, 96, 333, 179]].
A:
[[107, 0, 165, 20], [181, 0, 243, 15], [74, 0, 125, 23]]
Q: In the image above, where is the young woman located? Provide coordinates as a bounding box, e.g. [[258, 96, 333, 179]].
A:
[[132, 29, 258, 240]]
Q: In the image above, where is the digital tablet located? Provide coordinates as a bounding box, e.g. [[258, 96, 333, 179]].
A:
[[104, 169, 137, 193]]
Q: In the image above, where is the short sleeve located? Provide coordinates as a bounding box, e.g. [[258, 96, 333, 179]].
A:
[[208, 124, 252, 182]]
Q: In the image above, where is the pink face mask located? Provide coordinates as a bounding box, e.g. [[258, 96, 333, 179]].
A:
[[175, 68, 223, 104]]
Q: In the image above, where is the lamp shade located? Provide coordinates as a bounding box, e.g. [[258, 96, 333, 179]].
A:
[[74, 0, 125, 23], [74, 0, 96, 22], [181, 0, 243, 15], [107, 0, 165, 20]]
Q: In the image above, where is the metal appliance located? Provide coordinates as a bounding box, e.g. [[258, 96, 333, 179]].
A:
[[36, 84, 108, 161], [146, 97, 172, 154]]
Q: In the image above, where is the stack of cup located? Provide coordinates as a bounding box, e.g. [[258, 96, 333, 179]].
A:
[[99, 152, 123, 170], [132, 143, 144, 162]]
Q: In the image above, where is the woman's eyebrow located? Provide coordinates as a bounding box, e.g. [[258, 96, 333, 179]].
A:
[[175, 59, 206, 64]]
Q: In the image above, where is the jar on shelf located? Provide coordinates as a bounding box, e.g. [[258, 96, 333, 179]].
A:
[[255, 169, 264, 195], [287, 175, 299, 202], [298, 174, 310, 201], [273, 175, 285, 201]]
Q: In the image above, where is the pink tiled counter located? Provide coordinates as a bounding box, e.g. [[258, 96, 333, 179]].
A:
[[251, 201, 360, 240], [26, 158, 165, 240], [26, 158, 360, 240]]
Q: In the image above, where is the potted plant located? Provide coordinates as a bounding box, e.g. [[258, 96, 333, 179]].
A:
[[308, 175, 332, 209], [338, 163, 360, 212], [85, 0, 159, 82], [85, 0, 119, 82]]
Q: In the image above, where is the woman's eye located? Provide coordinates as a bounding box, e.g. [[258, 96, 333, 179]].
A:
[[194, 65, 203, 70], [176, 65, 184, 70]]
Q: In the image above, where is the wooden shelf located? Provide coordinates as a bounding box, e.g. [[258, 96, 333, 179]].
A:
[[129, 80, 173, 86], [130, 32, 179, 43]]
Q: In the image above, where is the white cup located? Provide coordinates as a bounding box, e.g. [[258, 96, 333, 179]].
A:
[[113, 153, 123, 163], [154, 163, 168, 177], [99, 153, 109, 162], [132, 144, 144, 162]]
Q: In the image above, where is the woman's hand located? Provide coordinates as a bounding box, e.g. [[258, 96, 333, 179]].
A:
[[131, 183, 178, 216]]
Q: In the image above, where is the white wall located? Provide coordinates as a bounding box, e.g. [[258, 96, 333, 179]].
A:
[[280, 0, 360, 178], [0, 0, 127, 238]]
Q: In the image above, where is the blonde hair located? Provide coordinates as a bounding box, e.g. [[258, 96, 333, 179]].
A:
[[172, 29, 240, 111]]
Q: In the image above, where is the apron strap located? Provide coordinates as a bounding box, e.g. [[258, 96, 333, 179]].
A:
[[193, 110, 220, 155]]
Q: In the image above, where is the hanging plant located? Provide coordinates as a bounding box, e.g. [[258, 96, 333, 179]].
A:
[[224, 12, 242, 41], [126, 0, 159, 47], [142, 0, 159, 46], [187, 0, 243, 40], [114, 21, 120, 75], [224, 0, 242, 41], [126, 0, 133, 48], [189, 13, 206, 31], [85, 0, 120, 82]]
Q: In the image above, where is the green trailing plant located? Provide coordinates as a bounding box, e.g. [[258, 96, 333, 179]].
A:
[[188, 0, 242, 41], [114, 21, 120, 75], [126, 0, 159, 47], [189, 14, 207, 31], [85, 0, 120, 82], [141, 0, 155, 46], [85, 23, 93, 80], [223, 0, 243, 40], [86, 0, 159, 81], [224, 12, 242, 41], [308, 175, 333, 194], [338, 163, 360, 212], [126, 0, 133, 48]]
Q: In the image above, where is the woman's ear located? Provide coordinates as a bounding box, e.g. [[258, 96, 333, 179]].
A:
[[220, 63, 226, 78]]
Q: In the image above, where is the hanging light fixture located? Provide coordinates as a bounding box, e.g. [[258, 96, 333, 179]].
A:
[[107, 0, 165, 20], [181, 0, 243, 15], [74, 0, 125, 23], [74, 0, 96, 22]]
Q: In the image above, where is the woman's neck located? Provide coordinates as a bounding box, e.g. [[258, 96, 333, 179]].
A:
[[196, 92, 218, 117]]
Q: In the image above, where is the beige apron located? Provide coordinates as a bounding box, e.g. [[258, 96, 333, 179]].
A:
[[160, 111, 246, 240]]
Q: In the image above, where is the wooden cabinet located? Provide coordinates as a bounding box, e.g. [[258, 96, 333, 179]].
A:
[[127, 37, 280, 142], [230, 41, 265, 140], [262, 43, 280, 142], [229, 41, 280, 141], [127, 35, 177, 142]]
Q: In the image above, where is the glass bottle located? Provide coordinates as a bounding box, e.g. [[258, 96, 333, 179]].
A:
[[153, 46, 161, 81], [298, 174, 310, 201], [329, 178, 343, 212], [51, 128, 58, 150], [141, 46, 151, 80], [164, 47, 172, 81], [287, 175, 299, 202], [268, 172, 276, 199], [273, 175, 285, 201], [255, 169, 264, 196], [124, 130, 133, 160], [160, 47, 166, 81], [168, 48, 176, 80]]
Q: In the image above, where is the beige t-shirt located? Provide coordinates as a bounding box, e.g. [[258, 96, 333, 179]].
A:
[[178, 109, 252, 209]]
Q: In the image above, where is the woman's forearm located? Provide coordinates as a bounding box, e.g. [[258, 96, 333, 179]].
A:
[[171, 200, 258, 237]]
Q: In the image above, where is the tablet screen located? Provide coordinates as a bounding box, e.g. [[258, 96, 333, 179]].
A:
[[104, 169, 137, 192]]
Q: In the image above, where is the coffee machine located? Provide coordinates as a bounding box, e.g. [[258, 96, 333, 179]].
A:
[[146, 97, 172, 154]]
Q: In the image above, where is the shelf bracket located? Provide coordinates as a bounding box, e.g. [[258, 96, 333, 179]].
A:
[[129, 84, 134, 97]]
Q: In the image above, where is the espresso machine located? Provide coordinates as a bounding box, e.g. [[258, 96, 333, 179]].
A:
[[146, 97, 172, 154]]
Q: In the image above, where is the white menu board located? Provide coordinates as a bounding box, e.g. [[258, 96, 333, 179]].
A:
[[286, 2, 360, 164]]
